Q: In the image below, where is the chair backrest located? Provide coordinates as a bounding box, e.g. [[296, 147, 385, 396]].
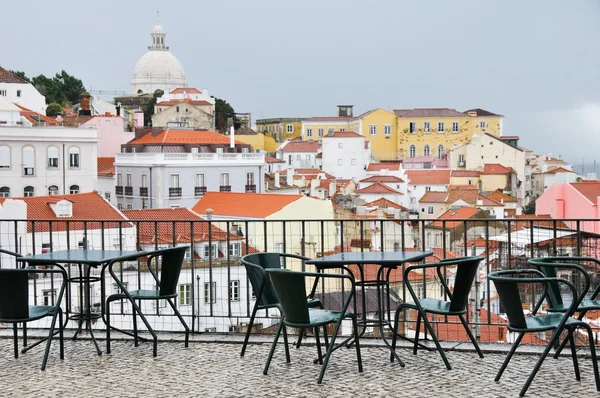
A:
[[443, 256, 483, 312], [0, 270, 29, 319], [489, 270, 542, 330], [266, 269, 310, 325], [528, 258, 564, 309], [149, 246, 187, 296], [242, 253, 284, 306]]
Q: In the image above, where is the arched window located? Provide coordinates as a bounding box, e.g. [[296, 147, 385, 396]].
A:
[[22, 146, 35, 175], [0, 186, 9, 197], [423, 144, 430, 157], [69, 147, 80, 168], [0, 146, 10, 168], [47, 146, 59, 168], [409, 145, 416, 158], [70, 184, 80, 194], [437, 144, 445, 159], [137, 89, 143, 94], [24, 186, 34, 197], [48, 185, 59, 196]]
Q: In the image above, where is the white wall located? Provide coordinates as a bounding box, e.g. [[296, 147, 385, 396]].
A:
[[0, 82, 47, 115]]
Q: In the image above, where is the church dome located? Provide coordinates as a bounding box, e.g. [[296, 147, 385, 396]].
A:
[[131, 20, 186, 95]]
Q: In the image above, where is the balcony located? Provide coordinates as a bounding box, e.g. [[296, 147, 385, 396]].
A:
[[220, 185, 232, 192], [169, 187, 182, 197], [245, 184, 256, 193], [115, 185, 123, 195], [124, 186, 133, 196], [139, 187, 148, 197], [114, 152, 266, 166], [195, 186, 207, 196]]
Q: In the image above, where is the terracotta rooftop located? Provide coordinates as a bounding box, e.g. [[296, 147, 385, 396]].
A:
[[359, 175, 405, 183], [463, 108, 504, 117], [446, 185, 480, 204], [129, 129, 241, 145], [265, 156, 285, 163], [486, 189, 518, 203], [293, 168, 335, 179], [430, 207, 481, 228], [355, 182, 401, 194], [97, 157, 115, 177], [499, 136, 520, 140], [545, 166, 575, 174], [14, 104, 61, 126], [364, 198, 408, 211], [322, 131, 363, 138], [366, 163, 401, 172], [481, 164, 515, 175], [303, 116, 354, 122], [192, 192, 303, 218], [156, 98, 212, 107], [281, 141, 321, 153], [570, 182, 600, 204], [0, 66, 27, 84], [394, 108, 468, 118], [406, 169, 451, 185], [419, 191, 448, 203], [264, 173, 294, 190], [451, 170, 480, 177], [169, 87, 202, 94]]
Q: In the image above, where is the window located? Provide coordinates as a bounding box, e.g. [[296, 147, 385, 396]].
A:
[[69, 147, 80, 168], [117, 173, 123, 186], [425, 186, 431, 192], [423, 144, 430, 157], [480, 121, 486, 129], [216, 147, 224, 154], [246, 172, 255, 185], [296, 154, 301, 160], [437, 144, 445, 159], [0, 90, 6, 96], [409, 122, 417, 133], [384, 125, 392, 136], [437, 122, 445, 133], [24, 186, 34, 197], [369, 125, 377, 135], [47, 146, 59, 168], [286, 124, 293, 133], [126, 173, 132, 187], [0, 187, 9, 198], [427, 206, 434, 214], [220, 172, 230, 186], [204, 244, 217, 259], [409, 145, 416, 158], [306, 128, 313, 137], [452, 121, 459, 133], [127, 204, 133, 210], [318, 128, 324, 137], [196, 173, 205, 187], [141, 173, 147, 188], [337, 159, 342, 166], [351, 159, 356, 166], [23, 146, 34, 175], [48, 185, 59, 195], [179, 284, 191, 305], [306, 155, 311, 162], [42, 289, 57, 306], [458, 154, 465, 165], [338, 143, 343, 149], [204, 282, 216, 304], [16, 90, 21, 97], [69, 185, 79, 194], [423, 121, 431, 133], [176, 106, 180, 113], [105, 192, 111, 201], [0, 146, 9, 168], [230, 280, 240, 301], [339, 128, 345, 132], [170, 174, 180, 188], [229, 243, 241, 257], [117, 204, 123, 210]]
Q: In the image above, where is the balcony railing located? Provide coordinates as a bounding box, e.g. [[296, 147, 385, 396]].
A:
[[115, 186, 123, 195], [139, 187, 148, 197], [195, 186, 207, 196], [220, 185, 231, 192], [1, 217, 599, 345], [169, 187, 182, 197], [245, 184, 256, 193], [124, 186, 133, 196]]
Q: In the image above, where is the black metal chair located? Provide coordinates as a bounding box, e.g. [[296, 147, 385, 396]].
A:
[[390, 256, 484, 370], [106, 246, 190, 357], [0, 267, 67, 370], [489, 269, 600, 397], [240, 253, 322, 357], [529, 256, 600, 357], [263, 269, 362, 384]]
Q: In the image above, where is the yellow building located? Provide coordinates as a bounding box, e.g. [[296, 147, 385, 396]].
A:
[[395, 108, 503, 160], [233, 129, 279, 152], [255, 118, 303, 147]]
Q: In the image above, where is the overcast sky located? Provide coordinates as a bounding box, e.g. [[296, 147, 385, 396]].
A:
[[2, 0, 599, 166]]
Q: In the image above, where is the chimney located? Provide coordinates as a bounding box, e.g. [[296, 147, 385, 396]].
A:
[[116, 102, 121, 117], [230, 125, 235, 149], [274, 171, 280, 188], [287, 168, 294, 185], [79, 92, 91, 116]]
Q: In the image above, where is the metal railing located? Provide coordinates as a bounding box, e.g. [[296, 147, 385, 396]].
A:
[[1, 217, 599, 346]]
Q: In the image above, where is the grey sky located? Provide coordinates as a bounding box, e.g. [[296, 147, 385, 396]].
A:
[[2, 0, 599, 165]]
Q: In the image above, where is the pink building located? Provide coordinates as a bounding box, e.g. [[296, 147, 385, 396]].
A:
[[83, 116, 135, 157], [536, 181, 600, 234]]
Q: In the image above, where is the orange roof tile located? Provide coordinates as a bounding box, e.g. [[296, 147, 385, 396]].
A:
[[0, 67, 27, 84], [293, 168, 335, 179], [364, 198, 408, 211], [356, 182, 402, 194], [451, 170, 480, 177], [406, 169, 451, 185], [169, 87, 202, 94], [486, 189, 518, 203], [192, 192, 302, 218], [322, 131, 363, 138], [130, 129, 240, 145], [366, 163, 401, 172], [265, 156, 285, 163], [570, 182, 600, 204], [14, 104, 62, 126], [360, 175, 405, 183], [97, 157, 115, 176], [156, 98, 212, 107], [281, 141, 320, 153], [481, 163, 515, 175], [419, 191, 447, 203], [446, 185, 479, 204], [545, 166, 576, 174], [430, 207, 481, 228]]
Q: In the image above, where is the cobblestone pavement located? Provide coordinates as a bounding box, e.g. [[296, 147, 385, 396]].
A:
[[0, 334, 598, 398]]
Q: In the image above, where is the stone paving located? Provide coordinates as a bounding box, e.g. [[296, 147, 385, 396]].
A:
[[0, 332, 598, 398]]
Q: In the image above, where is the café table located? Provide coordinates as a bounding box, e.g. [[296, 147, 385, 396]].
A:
[[306, 251, 432, 365], [17, 249, 143, 355]]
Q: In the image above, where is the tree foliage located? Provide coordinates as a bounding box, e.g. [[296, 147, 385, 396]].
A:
[[45, 102, 64, 117], [8, 70, 31, 83], [9, 69, 85, 106], [214, 97, 235, 133], [523, 196, 538, 215], [144, 89, 164, 126]]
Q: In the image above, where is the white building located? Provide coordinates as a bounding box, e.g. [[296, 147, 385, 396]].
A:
[[404, 169, 451, 215], [0, 125, 98, 198], [321, 131, 369, 180], [0, 66, 47, 115], [276, 140, 320, 169]]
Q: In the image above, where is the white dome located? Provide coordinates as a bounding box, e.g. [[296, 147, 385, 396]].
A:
[[131, 51, 186, 94], [151, 24, 165, 34]]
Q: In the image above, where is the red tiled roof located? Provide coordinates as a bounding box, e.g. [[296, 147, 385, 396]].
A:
[[97, 157, 115, 176], [364, 198, 408, 211], [322, 131, 362, 138], [356, 182, 401, 194], [192, 192, 302, 218], [446, 185, 479, 204], [406, 169, 451, 185], [282, 141, 320, 153], [451, 170, 480, 177], [545, 166, 575, 174], [169, 87, 202, 94], [360, 175, 405, 183], [265, 156, 285, 163], [14, 104, 61, 126], [129, 129, 240, 145], [419, 191, 447, 203], [570, 182, 600, 204], [463, 108, 503, 117], [395, 108, 467, 118], [486, 189, 518, 203], [430, 207, 481, 228], [303, 116, 354, 122], [15, 192, 129, 232], [499, 136, 519, 140], [0, 66, 27, 84], [293, 168, 335, 179], [482, 164, 515, 175], [156, 98, 212, 107], [366, 163, 401, 172]]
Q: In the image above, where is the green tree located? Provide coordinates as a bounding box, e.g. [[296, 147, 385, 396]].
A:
[[214, 97, 235, 133], [8, 70, 31, 83], [53, 70, 85, 105], [32, 74, 62, 104], [46, 102, 64, 117], [523, 196, 538, 215], [144, 89, 164, 126]]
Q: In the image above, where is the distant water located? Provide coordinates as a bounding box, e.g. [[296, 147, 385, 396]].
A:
[[572, 162, 600, 177]]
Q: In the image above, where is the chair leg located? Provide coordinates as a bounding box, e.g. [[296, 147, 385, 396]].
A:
[[282, 325, 291, 363], [413, 312, 422, 355], [296, 328, 305, 349], [391, 304, 405, 363], [23, 323, 27, 349], [352, 316, 363, 373], [419, 310, 451, 370], [167, 298, 190, 348], [132, 301, 138, 347], [241, 301, 260, 356], [496, 332, 525, 381], [458, 314, 484, 358], [315, 327, 323, 365], [13, 323, 18, 359], [317, 319, 343, 384], [520, 329, 565, 397], [264, 321, 284, 375], [583, 324, 600, 391], [106, 297, 113, 354], [58, 309, 64, 360], [567, 327, 580, 381], [41, 307, 61, 371]]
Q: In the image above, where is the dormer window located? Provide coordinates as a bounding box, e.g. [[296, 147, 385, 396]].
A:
[[52, 199, 73, 218]]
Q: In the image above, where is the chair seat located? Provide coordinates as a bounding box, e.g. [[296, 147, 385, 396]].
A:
[[0, 305, 57, 323], [112, 290, 176, 300], [284, 308, 347, 327], [547, 299, 600, 313], [508, 313, 585, 332], [404, 298, 466, 315]]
